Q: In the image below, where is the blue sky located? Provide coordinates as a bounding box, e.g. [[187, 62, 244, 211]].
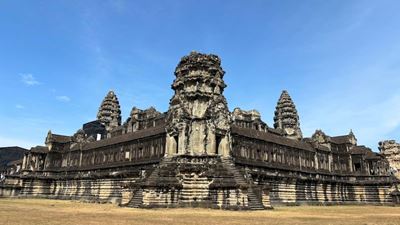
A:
[[1, 0, 400, 150]]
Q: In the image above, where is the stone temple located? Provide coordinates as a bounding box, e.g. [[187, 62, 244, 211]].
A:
[[1, 52, 399, 209]]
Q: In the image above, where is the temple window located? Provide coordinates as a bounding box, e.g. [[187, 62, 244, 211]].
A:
[[354, 163, 361, 172], [174, 136, 179, 154], [216, 135, 222, 155], [125, 151, 130, 160]]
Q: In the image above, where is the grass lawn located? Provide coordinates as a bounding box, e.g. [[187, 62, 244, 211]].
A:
[[0, 198, 399, 225]]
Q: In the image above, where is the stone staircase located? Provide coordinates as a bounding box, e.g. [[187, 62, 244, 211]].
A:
[[126, 157, 180, 208], [123, 156, 268, 209], [125, 188, 143, 208], [221, 157, 265, 210], [143, 165, 162, 186], [180, 173, 211, 205], [246, 187, 265, 210]]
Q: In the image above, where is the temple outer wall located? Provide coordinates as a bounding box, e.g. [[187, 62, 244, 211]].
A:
[[17, 177, 138, 204], [231, 126, 398, 205]]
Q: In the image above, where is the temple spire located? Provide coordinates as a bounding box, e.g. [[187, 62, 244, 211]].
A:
[[273, 90, 302, 140], [165, 51, 231, 156], [97, 90, 121, 133]]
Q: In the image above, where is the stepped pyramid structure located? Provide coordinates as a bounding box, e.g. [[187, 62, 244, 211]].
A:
[[1, 52, 399, 208], [274, 90, 302, 140]]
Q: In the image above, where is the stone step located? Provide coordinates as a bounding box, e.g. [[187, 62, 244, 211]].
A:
[[180, 193, 209, 196], [180, 195, 210, 198], [181, 189, 209, 194], [180, 189, 210, 192], [182, 179, 209, 183], [182, 184, 209, 186], [180, 192, 209, 195], [182, 180, 209, 183], [180, 199, 211, 202], [221, 158, 266, 210], [182, 178, 209, 180], [179, 173, 212, 204], [126, 189, 143, 208], [181, 187, 209, 190]]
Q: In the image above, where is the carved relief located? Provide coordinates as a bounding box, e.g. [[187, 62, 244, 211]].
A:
[[166, 51, 231, 156], [379, 140, 400, 179]]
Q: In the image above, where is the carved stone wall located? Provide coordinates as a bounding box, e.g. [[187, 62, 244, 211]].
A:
[[17, 165, 148, 204], [380, 140, 400, 179], [123, 107, 165, 134], [252, 172, 394, 205], [44, 131, 166, 171], [231, 126, 391, 176], [232, 108, 268, 131], [165, 52, 231, 156]]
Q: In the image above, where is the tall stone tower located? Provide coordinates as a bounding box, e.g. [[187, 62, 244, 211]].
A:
[[165, 51, 231, 156], [97, 90, 122, 134], [274, 90, 302, 140]]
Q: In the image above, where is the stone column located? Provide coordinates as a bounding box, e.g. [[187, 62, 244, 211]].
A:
[[328, 152, 333, 172]]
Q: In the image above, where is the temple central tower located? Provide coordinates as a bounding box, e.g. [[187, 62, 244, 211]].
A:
[[165, 51, 231, 156]]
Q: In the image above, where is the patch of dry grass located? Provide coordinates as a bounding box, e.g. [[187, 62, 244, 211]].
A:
[[0, 198, 399, 225]]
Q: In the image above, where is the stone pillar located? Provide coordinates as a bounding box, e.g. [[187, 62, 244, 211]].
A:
[[165, 134, 176, 156], [206, 129, 216, 155], [219, 136, 230, 157], [314, 153, 319, 170], [328, 153, 333, 172], [178, 127, 186, 154], [22, 155, 27, 170], [348, 155, 353, 172], [79, 150, 83, 167]]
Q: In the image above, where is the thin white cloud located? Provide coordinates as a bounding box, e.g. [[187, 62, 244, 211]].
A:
[[15, 104, 24, 109], [56, 96, 71, 102], [20, 73, 40, 86]]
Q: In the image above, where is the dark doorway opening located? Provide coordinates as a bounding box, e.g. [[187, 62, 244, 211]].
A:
[[174, 135, 179, 154], [216, 135, 222, 155], [354, 162, 361, 172]]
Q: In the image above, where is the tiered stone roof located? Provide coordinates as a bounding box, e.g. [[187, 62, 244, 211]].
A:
[[273, 90, 302, 139], [97, 90, 122, 133], [166, 51, 231, 155], [171, 51, 227, 100], [167, 51, 230, 129]]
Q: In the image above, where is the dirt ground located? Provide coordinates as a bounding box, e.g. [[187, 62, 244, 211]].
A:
[[0, 198, 399, 225]]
